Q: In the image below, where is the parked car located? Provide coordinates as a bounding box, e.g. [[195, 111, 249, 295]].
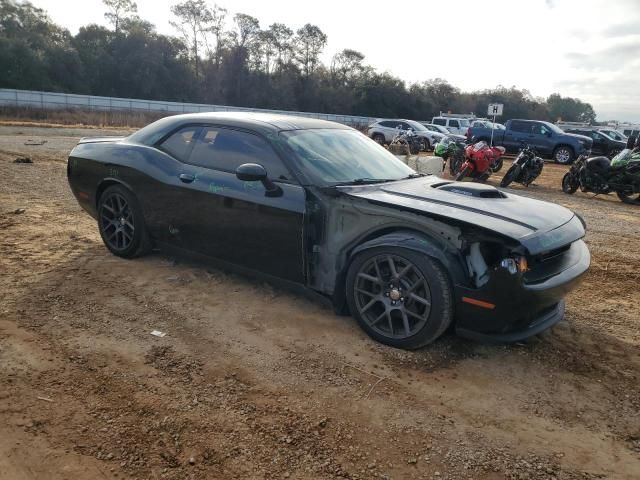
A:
[[564, 128, 626, 159], [67, 112, 590, 349], [467, 119, 593, 164], [368, 119, 445, 151], [431, 116, 471, 135], [420, 123, 451, 135], [598, 128, 627, 142]]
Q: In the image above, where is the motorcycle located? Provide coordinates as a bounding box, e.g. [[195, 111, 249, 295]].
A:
[[390, 127, 421, 155], [455, 141, 506, 182], [500, 144, 544, 188], [561, 136, 640, 204], [434, 136, 467, 175]]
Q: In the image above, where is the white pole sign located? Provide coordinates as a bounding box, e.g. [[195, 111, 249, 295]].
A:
[[488, 103, 503, 116]]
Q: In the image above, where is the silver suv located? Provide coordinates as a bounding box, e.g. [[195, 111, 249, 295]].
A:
[[367, 119, 445, 151]]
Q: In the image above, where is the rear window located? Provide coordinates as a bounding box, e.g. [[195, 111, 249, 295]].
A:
[[449, 120, 460, 128], [433, 118, 446, 126]]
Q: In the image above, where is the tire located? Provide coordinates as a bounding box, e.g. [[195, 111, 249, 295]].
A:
[[97, 184, 152, 258], [449, 153, 463, 176], [616, 190, 640, 205], [500, 165, 520, 188], [345, 247, 453, 349], [553, 146, 574, 164], [561, 172, 579, 194], [491, 157, 504, 173], [372, 133, 385, 145], [420, 138, 431, 152], [455, 166, 471, 181]]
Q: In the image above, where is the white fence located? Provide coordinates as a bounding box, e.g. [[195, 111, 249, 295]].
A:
[[0, 88, 378, 128]]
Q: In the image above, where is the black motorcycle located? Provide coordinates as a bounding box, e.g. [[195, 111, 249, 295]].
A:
[[390, 128, 421, 155], [561, 136, 640, 204], [500, 144, 544, 188]]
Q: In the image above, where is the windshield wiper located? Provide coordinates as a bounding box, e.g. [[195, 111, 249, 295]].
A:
[[332, 178, 396, 186], [401, 173, 425, 179]]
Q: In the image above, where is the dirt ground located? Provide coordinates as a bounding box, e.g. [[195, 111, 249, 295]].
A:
[[0, 125, 639, 480]]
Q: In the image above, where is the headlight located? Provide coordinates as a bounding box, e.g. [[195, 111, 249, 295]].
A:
[[500, 256, 528, 274]]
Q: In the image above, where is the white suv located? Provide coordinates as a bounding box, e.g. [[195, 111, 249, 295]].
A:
[[431, 116, 471, 135], [367, 119, 445, 151]]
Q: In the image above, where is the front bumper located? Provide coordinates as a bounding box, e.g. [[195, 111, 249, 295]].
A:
[[453, 239, 590, 343]]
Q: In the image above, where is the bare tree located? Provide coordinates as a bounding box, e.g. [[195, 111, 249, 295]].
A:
[[268, 23, 293, 70], [230, 13, 259, 49], [203, 4, 227, 68], [330, 49, 365, 85], [103, 0, 137, 33], [170, 0, 212, 79], [295, 24, 327, 77]]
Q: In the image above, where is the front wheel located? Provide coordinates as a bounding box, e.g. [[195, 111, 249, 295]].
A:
[[346, 248, 453, 349], [561, 172, 579, 194], [98, 184, 152, 258], [553, 146, 574, 165], [491, 158, 504, 173], [500, 165, 520, 188], [420, 138, 431, 152], [372, 133, 385, 145], [455, 165, 471, 181]]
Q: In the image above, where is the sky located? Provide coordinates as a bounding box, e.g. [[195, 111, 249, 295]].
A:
[[29, 0, 640, 122]]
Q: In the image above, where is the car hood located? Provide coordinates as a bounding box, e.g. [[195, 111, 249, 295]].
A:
[[338, 176, 584, 254]]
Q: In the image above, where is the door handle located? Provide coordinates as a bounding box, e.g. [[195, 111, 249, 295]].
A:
[[179, 173, 195, 183]]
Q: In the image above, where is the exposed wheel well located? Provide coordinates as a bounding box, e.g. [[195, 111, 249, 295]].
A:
[[331, 227, 456, 315]]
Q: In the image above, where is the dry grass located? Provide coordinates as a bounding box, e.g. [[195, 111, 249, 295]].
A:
[[0, 106, 174, 128]]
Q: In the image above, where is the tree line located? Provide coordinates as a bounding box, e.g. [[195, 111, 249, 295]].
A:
[[0, 0, 597, 123]]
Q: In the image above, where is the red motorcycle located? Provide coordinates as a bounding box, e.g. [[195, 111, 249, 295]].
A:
[[455, 141, 506, 182]]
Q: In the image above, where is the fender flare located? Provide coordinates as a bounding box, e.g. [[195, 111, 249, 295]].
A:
[[332, 230, 468, 314]]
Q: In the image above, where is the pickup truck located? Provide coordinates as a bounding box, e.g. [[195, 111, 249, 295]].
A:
[[466, 119, 592, 164]]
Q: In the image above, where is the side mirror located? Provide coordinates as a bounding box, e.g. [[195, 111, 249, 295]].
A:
[[235, 163, 282, 197], [236, 163, 267, 182]]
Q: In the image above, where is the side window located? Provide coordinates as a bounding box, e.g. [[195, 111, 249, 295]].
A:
[[160, 126, 200, 161], [433, 118, 446, 126], [510, 121, 528, 133], [379, 121, 392, 128], [532, 124, 549, 136], [189, 127, 291, 181], [449, 120, 459, 128], [400, 122, 412, 130]]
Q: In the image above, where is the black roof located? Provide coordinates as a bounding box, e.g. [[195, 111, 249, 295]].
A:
[[130, 111, 350, 145]]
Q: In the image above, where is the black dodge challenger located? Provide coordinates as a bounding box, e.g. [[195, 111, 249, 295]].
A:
[[67, 112, 590, 349]]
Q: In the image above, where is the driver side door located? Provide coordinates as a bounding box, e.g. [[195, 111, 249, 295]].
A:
[[156, 125, 306, 283]]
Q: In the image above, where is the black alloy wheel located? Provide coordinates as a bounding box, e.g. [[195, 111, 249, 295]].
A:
[[373, 133, 385, 145], [98, 185, 151, 258], [346, 248, 452, 349]]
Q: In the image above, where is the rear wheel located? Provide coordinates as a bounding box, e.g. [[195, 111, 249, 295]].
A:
[[500, 165, 520, 188], [98, 184, 151, 258], [616, 190, 640, 205], [372, 133, 385, 145], [561, 172, 579, 194], [420, 138, 431, 152], [553, 146, 574, 165], [491, 157, 504, 173], [346, 248, 452, 349]]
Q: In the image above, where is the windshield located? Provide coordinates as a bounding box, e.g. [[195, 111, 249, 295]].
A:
[[545, 122, 565, 134], [282, 129, 415, 185], [406, 120, 428, 131], [426, 124, 448, 134], [601, 129, 626, 141]]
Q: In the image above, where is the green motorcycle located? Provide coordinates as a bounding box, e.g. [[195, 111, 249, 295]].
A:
[[434, 136, 466, 175]]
